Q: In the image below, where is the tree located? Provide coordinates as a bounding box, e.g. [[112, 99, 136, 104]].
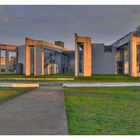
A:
[[133, 25, 140, 36]]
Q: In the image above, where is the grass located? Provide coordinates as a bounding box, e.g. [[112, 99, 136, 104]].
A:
[[64, 87, 140, 135], [75, 74, 140, 82], [0, 74, 140, 81], [0, 73, 74, 78], [0, 87, 33, 103], [2, 74, 140, 82]]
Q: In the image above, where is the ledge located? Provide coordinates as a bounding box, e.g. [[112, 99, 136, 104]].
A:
[[0, 78, 74, 81], [0, 83, 39, 87]]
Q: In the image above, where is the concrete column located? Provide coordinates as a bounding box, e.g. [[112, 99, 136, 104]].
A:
[[138, 47, 140, 73], [47, 63, 51, 74], [82, 47, 84, 75], [59, 53, 62, 73], [64, 54, 66, 73], [5, 50, 9, 73], [75, 37, 79, 76], [114, 50, 118, 74], [34, 46, 37, 75], [52, 64, 57, 74], [64, 54, 67, 73], [34, 46, 44, 76], [25, 45, 31, 76], [56, 52, 61, 73], [67, 54, 70, 73], [83, 40, 92, 76], [75, 34, 92, 77], [0, 49, 1, 72], [42, 49, 44, 75], [130, 35, 137, 77]]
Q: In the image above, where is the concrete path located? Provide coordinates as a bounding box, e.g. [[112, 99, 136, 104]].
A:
[[0, 86, 68, 135], [63, 82, 140, 87]]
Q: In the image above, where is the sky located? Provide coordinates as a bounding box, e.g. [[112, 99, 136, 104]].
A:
[[0, 5, 140, 49]]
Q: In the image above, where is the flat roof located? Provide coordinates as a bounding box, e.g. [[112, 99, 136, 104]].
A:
[[0, 44, 17, 50]]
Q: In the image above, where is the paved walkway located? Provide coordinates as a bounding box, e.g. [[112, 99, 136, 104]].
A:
[[63, 82, 140, 87], [0, 86, 68, 135]]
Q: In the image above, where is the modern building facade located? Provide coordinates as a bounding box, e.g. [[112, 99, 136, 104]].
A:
[[0, 30, 140, 77], [0, 44, 17, 73]]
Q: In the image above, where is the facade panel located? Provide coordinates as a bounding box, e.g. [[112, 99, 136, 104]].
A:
[[92, 43, 115, 74]]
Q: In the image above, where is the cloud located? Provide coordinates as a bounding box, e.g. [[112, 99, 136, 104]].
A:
[[0, 6, 5, 12], [0, 5, 140, 48]]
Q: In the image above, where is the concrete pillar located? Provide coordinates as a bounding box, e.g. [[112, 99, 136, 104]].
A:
[[47, 63, 51, 74], [34, 46, 44, 76], [67, 54, 70, 73], [115, 50, 118, 74], [34, 46, 37, 75], [56, 52, 61, 73], [82, 47, 84, 74], [130, 40, 136, 77], [124, 49, 129, 74], [75, 34, 92, 77], [5, 50, 9, 73], [66, 54, 70, 73], [64, 54, 67, 73], [75, 35, 79, 76], [25, 45, 31, 76], [83, 39, 92, 76], [0, 49, 1, 72], [42, 49, 44, 75], [51, 64, 57, 74], [130, 35, 139, 77]]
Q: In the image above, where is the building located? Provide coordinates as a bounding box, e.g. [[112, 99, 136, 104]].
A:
[[0, 29, 140, 77], [74, 31, 140, 77], [0, 44, 17, 73]]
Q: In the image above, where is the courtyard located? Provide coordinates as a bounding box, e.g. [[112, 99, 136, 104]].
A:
[[0, 82, 140, 135]]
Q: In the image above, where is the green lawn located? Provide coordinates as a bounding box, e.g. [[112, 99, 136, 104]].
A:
[[0, 73, 74, 78], [64, 87, 140, 135], [0, 87, 33, 103], [2, 74, 140, 82], [75, 74, 140, 82]]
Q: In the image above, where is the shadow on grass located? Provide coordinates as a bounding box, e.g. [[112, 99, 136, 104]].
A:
[[0, 87, 36, 105]]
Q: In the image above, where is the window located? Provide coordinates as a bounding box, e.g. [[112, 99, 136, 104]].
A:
[[104, 46, 112, 53], [9, 51, 17, 72], [0, 50, 6, 72]]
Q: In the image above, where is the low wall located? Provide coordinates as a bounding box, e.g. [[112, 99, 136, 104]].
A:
[[0, 78, 74, 81], [63, 82, 140, 87], [0, 83, 39, 88]]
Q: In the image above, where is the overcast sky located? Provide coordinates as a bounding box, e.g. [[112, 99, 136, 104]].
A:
[[0, 5, 140, 49]]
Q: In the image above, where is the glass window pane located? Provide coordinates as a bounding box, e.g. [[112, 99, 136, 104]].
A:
[[0, 50, 6, 72], [9, 51, 17, 73]]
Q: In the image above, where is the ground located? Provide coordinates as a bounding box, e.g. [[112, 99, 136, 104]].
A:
[[1, 81, 140, 135], [1, 74, 140, 82], [0, 87, 33, 103], [75, 74, 140, 82], [0, 86, 68, 135], [64, 87, 140, 135], [0, 74, 74, 78]]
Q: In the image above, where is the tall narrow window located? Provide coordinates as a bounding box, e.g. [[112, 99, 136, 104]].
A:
[[9, 51, 17, 73], [1, 50, 6, 72], [78, 44, 83, 74]]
